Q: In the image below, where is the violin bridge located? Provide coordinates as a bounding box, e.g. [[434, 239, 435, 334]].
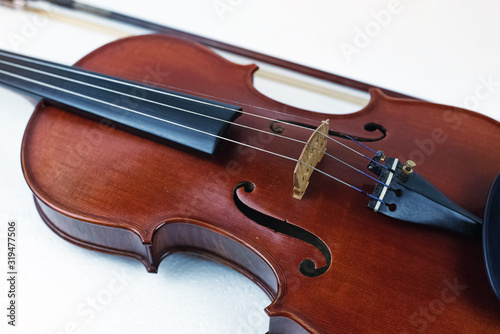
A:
[[293, 120, 330, 199]]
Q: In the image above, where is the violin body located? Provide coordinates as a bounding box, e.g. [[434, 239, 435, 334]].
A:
[[21, 34, 500, 333]]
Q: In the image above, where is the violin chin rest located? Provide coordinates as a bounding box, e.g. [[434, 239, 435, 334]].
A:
[[483, 172, 500, 300]]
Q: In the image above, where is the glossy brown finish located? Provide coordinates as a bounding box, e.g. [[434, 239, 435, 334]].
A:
[[21, 34, 500, 333]]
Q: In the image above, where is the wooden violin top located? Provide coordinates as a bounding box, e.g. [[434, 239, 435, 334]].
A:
[[1, 2, 500, 333], [18, 34, 500, 333]]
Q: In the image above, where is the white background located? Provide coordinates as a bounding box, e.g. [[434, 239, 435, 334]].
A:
[[0, 1, 499, 333]]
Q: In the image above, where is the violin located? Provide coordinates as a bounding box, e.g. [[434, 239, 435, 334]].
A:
[[1, 3, 500, 334]]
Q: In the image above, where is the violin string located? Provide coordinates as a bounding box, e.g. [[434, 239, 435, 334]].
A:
[[0, 63, 389, 191], [341, 134, 377, 154], [0, 66, 387, 205], [0, 54, 391, 188], [0, 55, 390, 192], [0, 50, 388, 172], [139, 78, 387, 169], [139, 78, 383, 160]]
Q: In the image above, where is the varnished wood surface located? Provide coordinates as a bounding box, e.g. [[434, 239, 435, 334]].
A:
[[21, 34, 500, 333]]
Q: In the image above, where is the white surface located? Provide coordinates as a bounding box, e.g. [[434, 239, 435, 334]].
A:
[[0, 1, 499, 333]]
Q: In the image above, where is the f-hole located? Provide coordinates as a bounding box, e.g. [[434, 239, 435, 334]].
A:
[[232, 181, 332, 277], [270, 120, 387, 142]]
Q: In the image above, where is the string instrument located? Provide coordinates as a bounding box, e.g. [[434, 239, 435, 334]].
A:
[[1, 32, 500, 333]]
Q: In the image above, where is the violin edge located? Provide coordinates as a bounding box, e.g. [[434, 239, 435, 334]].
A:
[[17, 32, 500, 334], [33, 194, 327, 334]]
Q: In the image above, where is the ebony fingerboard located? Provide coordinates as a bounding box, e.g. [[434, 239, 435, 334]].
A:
[[0, 49, 241, 155]]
